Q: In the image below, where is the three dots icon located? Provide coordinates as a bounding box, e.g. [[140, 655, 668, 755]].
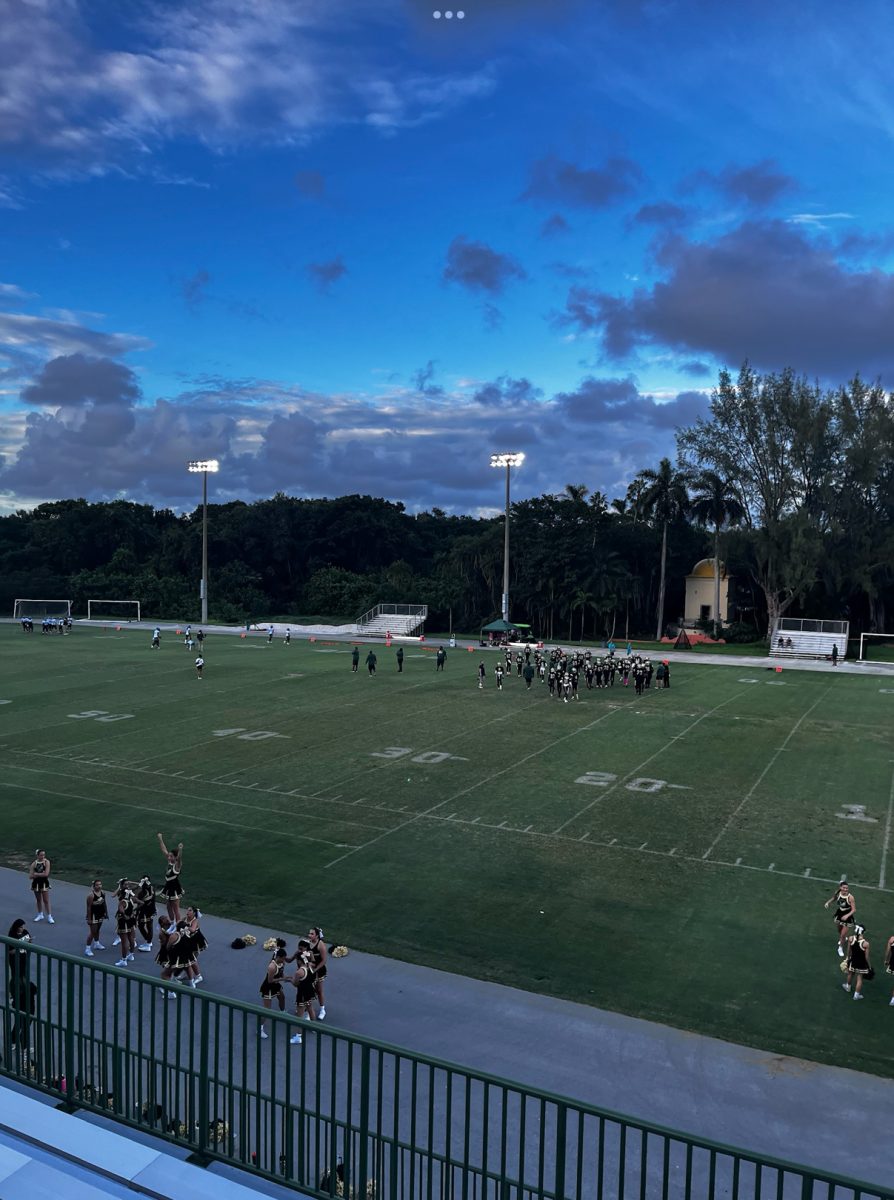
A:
[[433, 10, 465, 17]]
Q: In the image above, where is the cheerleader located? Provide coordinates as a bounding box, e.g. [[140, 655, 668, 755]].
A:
[[157, 833, 184, 931], [113, 879, 138, 967], [164, 920, 198, 988], [885, 934, 894, 1006], [181, 906, 207, 986], [824, 877, 856, 957], [258, 945, 289, 1038], [843, 924, 872, 1000], [29, 850, 54, 923], [288, 946, 316, 1043], [155, 920, 183, 998], [84, 879, 108, 956], [307, 927, 328, 1020], [135, 875, 157, 952]]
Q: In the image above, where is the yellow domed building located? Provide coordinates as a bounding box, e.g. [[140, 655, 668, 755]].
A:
[[683, 558, 731, 628]]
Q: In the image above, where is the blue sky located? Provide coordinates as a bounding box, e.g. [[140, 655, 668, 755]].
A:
[[1, 0, 892, 514]]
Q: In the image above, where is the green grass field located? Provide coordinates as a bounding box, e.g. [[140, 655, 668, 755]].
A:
[[2, 624, 894, 1077]]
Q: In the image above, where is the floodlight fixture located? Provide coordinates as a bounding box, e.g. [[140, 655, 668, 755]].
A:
[[187, 459, 220, 473], [489, 451, 526, 626]]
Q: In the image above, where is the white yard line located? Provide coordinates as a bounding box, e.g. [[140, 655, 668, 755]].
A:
[[701, 688, 831, 862], [879, 768, 894, 889], [552, 683, 744, 835], [0, 775, 359, 850], [1, 756, 390, 840], [322, 702, 633, 871]]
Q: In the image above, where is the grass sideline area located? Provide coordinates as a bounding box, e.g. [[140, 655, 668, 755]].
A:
[[1, 624, 894, 1079]]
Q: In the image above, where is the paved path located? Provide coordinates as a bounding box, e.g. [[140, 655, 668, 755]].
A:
[[2, 867, 892, 1189]]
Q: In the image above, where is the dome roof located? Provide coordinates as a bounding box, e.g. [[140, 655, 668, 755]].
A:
[[689, 558, 727, 579]]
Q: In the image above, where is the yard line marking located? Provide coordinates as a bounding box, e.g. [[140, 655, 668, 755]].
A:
[[701, 687, 831, 861], [321, 698, 635, 871], [879, 769, 894, 889], [0, 757, 393, 838], [553, 682, 739, 835], [0, 774, 362, 848]]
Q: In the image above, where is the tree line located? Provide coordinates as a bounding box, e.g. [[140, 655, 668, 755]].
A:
[[1, 365, 891, 642]]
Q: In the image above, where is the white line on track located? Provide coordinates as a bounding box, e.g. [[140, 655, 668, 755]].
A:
[[879, 768, 894, 889], [701, 687, 831, 861], [552, 681, 738, 835]]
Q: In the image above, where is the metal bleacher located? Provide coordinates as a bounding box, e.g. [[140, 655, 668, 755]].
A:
[[770, 617, 849, 661], [357, 603, 427, 638]]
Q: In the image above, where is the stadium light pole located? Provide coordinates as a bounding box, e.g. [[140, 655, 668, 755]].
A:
[[187, 460, 219, 624], [489, 452, 525, 626]]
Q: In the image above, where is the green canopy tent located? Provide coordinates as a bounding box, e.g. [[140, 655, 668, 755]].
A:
[[480, 619, 535, 643]]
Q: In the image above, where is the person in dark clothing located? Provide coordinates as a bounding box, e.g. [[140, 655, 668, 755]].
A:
[[843, 925, 872, 1000], [436, 647, 446, 672], [351, 647, 360, 672], [396, 647, 404, 672], [662, 661, 670, 688], [6, 919, 36, 1053], [366, 650, 377, 675]]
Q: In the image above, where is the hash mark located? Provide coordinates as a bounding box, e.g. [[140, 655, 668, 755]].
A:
[[735, 857, 742, 865], [768, 863, 775, 871], [639, 842, 648, 850], [803, 868, 812, 877], [609, 837, 617, 845]]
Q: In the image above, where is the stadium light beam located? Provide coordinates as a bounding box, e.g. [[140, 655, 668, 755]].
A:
[[187, 459, 219, 624], [489, 452, 525, 626]]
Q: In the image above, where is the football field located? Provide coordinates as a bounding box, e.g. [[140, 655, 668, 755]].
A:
[[2, 624, 894, 1077]]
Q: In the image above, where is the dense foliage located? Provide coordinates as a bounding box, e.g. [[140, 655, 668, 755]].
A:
[[1, 366, 891, 639]]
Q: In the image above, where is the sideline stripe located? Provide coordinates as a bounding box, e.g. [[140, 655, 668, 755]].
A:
[[879, 768, 894, 889], [701, 687, 831, 861]]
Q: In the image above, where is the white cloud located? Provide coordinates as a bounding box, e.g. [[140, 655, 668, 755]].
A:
[[0, 0, 497, 175]]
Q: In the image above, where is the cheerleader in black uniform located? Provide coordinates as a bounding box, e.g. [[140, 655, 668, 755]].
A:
[[258, 946, 288, 1038], [288, 948, 316, 1043], [157, 833, 184, 931], [182, 906, 207, 986], [113, 879, 138, 967], [824, 878, 856, 958], [307, 927, 328, 1020], [155, 920, 184, 998], [84, 880, 108, 956], [29, 850, 54, 923], [164, 920, 197, 988], [843, 924, 872, 1000], [885, 933, 894, 1006], [135, 876, 157, 952]]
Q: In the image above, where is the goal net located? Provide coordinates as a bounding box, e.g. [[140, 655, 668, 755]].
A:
[[13, 599, 71, 619], [86, 599, 142, 622], [858, 632, 894, 663]]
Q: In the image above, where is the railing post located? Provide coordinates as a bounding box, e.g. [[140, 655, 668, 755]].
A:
[[64, 959, 76, 1105], [358, 1043, 370, 1197], [197, 995, 210, 1158], [554, 1102, 567, 1200]]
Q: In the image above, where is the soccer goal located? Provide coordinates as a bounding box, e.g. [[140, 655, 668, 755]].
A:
[[13, 599, 71, 619], [86, 599, 142, 623], [858, 632, 894, 663]]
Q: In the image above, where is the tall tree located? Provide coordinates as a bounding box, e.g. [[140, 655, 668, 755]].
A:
[[688, 471, 746, 637], [636, 458, 690, 640], [678, 364, 836, 639]]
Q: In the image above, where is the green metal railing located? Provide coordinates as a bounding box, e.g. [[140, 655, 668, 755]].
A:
[[1, 938, 890, 1200]]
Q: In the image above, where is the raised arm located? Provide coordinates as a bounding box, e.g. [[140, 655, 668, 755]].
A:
[[157, 832, 170, 858]]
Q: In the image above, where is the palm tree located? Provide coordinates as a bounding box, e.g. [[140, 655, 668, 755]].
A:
[[689, 471, 746, 638], [636, 458, 691, 641]]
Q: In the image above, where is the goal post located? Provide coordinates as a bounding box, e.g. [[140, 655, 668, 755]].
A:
[[86, 599, 142, 623], [858, 632, 894, 662], [13, 599, 71, 619]]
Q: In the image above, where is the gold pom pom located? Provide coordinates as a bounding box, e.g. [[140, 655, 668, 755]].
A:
[[262, 937, 279, 952], [331, 945, 349, 958], [241, 934, 257, 946]]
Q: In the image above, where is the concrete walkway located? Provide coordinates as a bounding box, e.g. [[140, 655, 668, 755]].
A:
[[2, 867, 892, 1189]]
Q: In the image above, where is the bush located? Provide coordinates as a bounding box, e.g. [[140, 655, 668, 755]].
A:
[[722, 620, 761, 643]]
